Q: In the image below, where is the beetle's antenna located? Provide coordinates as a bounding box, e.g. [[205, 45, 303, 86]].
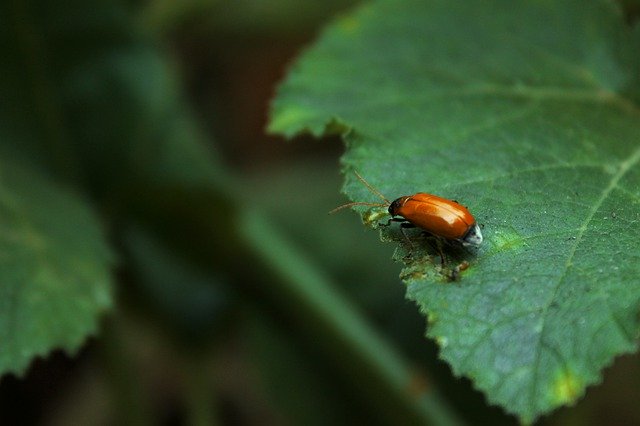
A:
[[353, 170, 390, 204], [329, 202, 387, 215], [329, 171, 391, 214]]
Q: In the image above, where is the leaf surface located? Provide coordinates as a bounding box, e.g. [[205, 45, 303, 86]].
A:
[[269, 0, 640, 421], [0, 162, 112, 376]]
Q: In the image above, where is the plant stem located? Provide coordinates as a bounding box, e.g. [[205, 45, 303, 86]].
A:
[[240, 210, 464, 426], [100, 317, 153, 426], [183, 356, 218, 426]]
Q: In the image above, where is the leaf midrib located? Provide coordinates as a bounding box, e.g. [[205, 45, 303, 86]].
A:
[[343, 84, 639, 118]]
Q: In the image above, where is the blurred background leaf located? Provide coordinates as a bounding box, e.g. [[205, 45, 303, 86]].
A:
[[0, 161, 112, 376]]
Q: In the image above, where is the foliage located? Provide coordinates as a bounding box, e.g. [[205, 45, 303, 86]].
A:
[[3, 0, 640, 423], [270, 0, 640, 422], [0, 161, 112, 375], [1, 0, 227, 374]]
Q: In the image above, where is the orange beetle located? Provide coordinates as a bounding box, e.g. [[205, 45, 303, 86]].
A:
[[332, 171, 483, 248]]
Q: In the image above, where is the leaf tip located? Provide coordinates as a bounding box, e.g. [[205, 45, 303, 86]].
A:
[[267, 105, 319, 137], [435, 335, 449, 349], [267, 105, 352, 141]]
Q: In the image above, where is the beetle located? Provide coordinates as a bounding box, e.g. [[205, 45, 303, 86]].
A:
[[331, 171, 483, 248]]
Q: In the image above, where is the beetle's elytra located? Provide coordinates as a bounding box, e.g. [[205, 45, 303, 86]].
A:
[[388, 193, 482, 247]]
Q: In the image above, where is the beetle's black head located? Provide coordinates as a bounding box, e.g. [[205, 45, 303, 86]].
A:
[[388, 197, 406, 216]]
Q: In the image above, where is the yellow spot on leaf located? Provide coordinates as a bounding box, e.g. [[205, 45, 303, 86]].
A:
[[492, 229, 526, 251], [337, 15, 360, 33], [267, 107, 316, 135], [552, 370, 583, 405], [435, 336, 448, 348]]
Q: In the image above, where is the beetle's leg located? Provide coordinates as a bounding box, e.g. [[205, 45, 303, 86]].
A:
[[380, 217, 408, 227], [422, 234, 447, 267], [379, 219, 418, 253], [436, 238, 447, 267], [399, 223, 416, 250]]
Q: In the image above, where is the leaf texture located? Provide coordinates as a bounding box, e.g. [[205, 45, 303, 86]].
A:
[[269, 0, 640, 421]]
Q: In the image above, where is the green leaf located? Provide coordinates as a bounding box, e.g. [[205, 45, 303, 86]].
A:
[[269, 0, 640, 422], [0, 161, 112, 376], [2, 0, 234, 348]]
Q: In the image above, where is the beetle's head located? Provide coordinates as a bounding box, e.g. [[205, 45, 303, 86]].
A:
[[388, 197, 409, 216]]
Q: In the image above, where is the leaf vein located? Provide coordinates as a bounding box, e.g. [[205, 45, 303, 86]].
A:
[[442, 163, 605, 189], [529, 144, 640, 409]]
